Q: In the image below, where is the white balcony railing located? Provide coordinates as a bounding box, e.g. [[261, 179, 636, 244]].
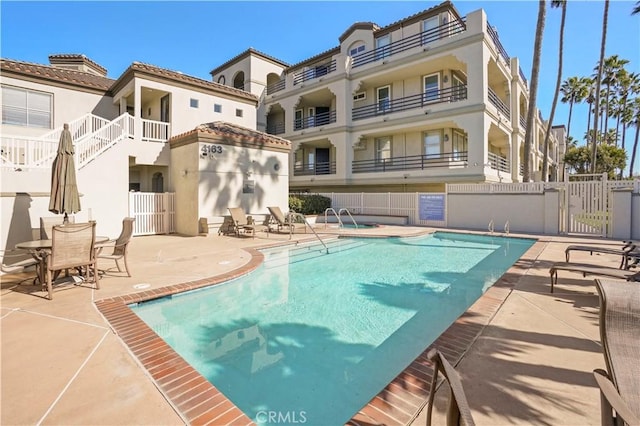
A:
[[141, 118, 170, 142], [1, 114, 171, 170]]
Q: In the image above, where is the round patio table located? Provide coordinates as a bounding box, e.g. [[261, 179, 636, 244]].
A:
[[16, 236, 109, 286]]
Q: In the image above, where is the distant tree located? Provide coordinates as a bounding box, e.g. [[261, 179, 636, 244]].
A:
[[523, 0, 546, 181], [565, 144, 626, 178], [542, 0, 567, 181], [590, 0, 609, 173]]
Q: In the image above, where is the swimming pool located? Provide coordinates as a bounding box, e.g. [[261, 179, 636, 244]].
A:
[[131, 232, 534, 425]]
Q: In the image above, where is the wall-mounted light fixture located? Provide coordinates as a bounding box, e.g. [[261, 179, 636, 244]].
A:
[[443, 134, 449, 142], [443, 75, 449, 83]]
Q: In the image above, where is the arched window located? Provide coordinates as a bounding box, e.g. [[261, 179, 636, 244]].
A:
[[217, 75, 226, 85], [233, 72, 245, 90]]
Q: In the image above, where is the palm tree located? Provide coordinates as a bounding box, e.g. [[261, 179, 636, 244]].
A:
[[590, 0, 609, 174], [633, 1, 640, 14], [598, 55, 629, 140], [523, 0, 546, 182], [629, 97, 640, 178], [560, 76, 589, 139], [542, 0, 567, 182]]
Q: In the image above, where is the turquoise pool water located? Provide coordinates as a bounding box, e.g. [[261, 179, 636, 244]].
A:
[[131, 232, 534, 425]]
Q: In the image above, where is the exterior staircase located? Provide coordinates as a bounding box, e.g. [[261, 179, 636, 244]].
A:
[[1, 112, 137, 171]]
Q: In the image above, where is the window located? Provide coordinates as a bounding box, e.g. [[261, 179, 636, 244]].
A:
[[423, 131, 442, 157], [377, 86, 390, 112], [375, 136, 392, 164], [2, 86, 52, 128], [214, 104, 222, 113], [452, 130, 468, 160], [353, 92, 366, 101], [190, 98, 199, 108], [451, 75, 467, 101], [294, 109, 303, 130], [422, 16, 440, 44], [217, 75, 226, 85], [375, 35, 391, 60], [235, 108, 243, 117], [424, 74, 440, 103], [350, 44, 365, 56]]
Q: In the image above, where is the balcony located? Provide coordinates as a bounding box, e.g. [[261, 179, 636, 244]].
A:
[[488, 88, 510, 119], [266, 80, 285, 95], [488, 152, 510, 173], [352, 151, 468, 173], [487, 22, 510, 66], [352, 85, 468, 121], [293, 110, 336, 131], [519, 115, 526, 130], [293, 60, 337, 86], [519, 67, 528, 87], [293, 161, 336, 176], [352, 19, 466, 68], [266, 122, 285, 135]]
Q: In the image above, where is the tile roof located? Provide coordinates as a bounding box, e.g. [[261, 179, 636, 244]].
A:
[[196, 121, 291, 147], [48, 53, 108, 76], [210, 48, 289, 76], [0, 58, 114, 92], [113, 62, 258, 104], [170, 121, 291, 151]]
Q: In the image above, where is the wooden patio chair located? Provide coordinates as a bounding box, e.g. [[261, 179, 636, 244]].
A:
[[97, 217, 135, 276], [267, 206, 303, 234], [228, 207, 259, 238], [40, 215, 75, 240], [1, 248, 38, 274], [45, 222, 98, 300], [593, 278, 640, 426], [425, 349, 476, 426]]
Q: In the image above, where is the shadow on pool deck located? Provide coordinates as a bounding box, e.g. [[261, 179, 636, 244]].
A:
[[0, 226, 619, 425]]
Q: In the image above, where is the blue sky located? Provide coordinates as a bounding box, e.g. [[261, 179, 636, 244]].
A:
[[2, 1, 639, 174]]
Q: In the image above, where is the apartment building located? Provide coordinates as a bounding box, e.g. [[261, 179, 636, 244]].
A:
[[0, 55, 290, 246], [211, 1, 563, 192]]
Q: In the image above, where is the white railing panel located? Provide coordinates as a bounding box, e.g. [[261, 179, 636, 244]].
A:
[[129, 192, 175, 236], [141, 119, 170, 142]]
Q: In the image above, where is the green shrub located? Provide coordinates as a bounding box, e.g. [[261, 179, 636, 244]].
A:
[[288, 194, 331, 215]]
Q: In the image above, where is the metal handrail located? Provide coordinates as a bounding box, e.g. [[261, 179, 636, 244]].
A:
[[352, 86, 467, 121], [338, 208, 358, 228], [288, 211, 329, 253], [324, 208, 344, 228]]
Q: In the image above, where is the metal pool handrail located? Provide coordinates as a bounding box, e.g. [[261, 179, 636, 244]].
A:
[[324, 208, 344, 228], [289, 211, 329, 253], [338, 208, 358, 228]]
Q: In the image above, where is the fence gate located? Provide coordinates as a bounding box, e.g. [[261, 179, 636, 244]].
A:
[[129, 192, 175, 236], [565, 174, 607, 237]]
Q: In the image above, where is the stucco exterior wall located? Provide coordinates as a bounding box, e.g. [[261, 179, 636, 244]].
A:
[[169, 135, 290, 236], [130, 78, 257, 136], [0, 140, 129, 251], [1, 76, 118, 138], [447, 193, 549, 234]]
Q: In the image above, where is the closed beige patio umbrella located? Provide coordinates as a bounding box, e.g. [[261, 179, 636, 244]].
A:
[[49, 123, 81, 222]]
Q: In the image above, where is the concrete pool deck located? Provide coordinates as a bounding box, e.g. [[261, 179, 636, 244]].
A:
[[0, 225, 627, 425]]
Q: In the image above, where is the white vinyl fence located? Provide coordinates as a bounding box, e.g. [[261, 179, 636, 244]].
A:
[[129, 192, 175, 236], [316, 177, 639, 238]]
